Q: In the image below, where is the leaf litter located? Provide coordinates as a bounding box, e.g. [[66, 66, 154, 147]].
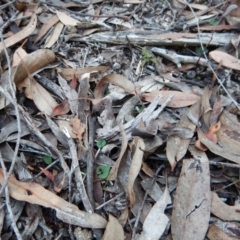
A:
[[1, 0, 240, 239]]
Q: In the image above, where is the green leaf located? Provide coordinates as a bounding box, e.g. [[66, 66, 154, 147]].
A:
[[43, 155, 52, 165], [210, 18, 219, 26], [97, 139, 107, 149], [196, 46, 208, 56], [96, 165, 111, 179], [104, 89, 110, 96]]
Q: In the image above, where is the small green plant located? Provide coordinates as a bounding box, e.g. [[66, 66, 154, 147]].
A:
[[43, 155, 52, 165], [141, 48, 157, 67], [196, 46, 208, 56], [96, 165, 111, 179], [132, 106, 144, 117], [96, 138, 107, 149], [210, 18, 219, 26]]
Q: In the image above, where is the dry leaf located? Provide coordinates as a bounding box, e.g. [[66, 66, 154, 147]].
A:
[[138, 187, 171, 240], [167, 100, 201, 170], [51, 98, 70, 117], [44, 22, 64, 48], [70, 115, 86, 146], [56, 11, 80, 26], [56, 119, 77, 139], [142, 90, 200, 108], [0, 13, 37, 53], [205, 121, 221, 143], [35, 15, 59, 43], [128, 138, 145, 208], [102, 215, 124, 240], [209, 51, 240, 71], [94, 74, 136, 99], [13, 49, 56, 86], [207, 224, 239, 240], [39, 167, 54, 181], [70, 74, 78, 89], [109, 127, 128, 181], [211, 191, 240, 221], [171, 146, 211, 240], [0, 169, 107, 228], [12, 46, 27, 67], [24, 78, 58, 115], [59, 66, 108, 80]]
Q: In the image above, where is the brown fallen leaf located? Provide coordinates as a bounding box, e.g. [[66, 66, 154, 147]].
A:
[[205, 121, 221, 143], [171, 146, 211, 240], [102, 215, 124, 240], [35, 15, 59, 43], [167, 100, 201, 170], [142, 90, 200, 108], [211, 191, 240, 221], [70, 74, 78, 89], [56, 10, 80, 26], [209, 50, 240, 71], [23, 78, 58, 115], [128, 138, 145, 209], [70, 115, 86, 147], [109, 126, 128, 181], [13, 49, 56, 86], [0, 13, 37, 53], [94, 74, 136, 99], [207, 224, 239, 240], [0, 169, 107, 228], [51, 98, 70, 117], [44, 22, 64, 48], [58, 66, 108, 80]]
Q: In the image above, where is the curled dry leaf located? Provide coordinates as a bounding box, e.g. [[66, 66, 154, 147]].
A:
[[0, 169, 107, 228], [171, 146, 211, 240], [0, 13, 37, 53], [102, 215, 124, 240], [109, 126, 128, 181], [209, 50, 240, 71], [94, 74, 136, 99], [13, 49, 56, 86], [204, 121, 221, 143], [51, 98, 70, 117], [128, 138, 145, 209], [142, 90, 200, 108], [211, 191, 240, 221]]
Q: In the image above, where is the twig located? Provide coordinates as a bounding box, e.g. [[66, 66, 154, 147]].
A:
[[131, 165, 165, 239], [36, 0, 129, 21], [63, 128, 93, 213], [0, 152, 22, 240], [95, 192, 125, 210], [0, 0, 16, 10], [87, 114, 96, 209]]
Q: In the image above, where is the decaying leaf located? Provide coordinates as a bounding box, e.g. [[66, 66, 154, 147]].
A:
[[109, 127, 128, 181], [102, 215, 124, 240], [44, 22, 64, 48], [171, 146, 211, 240], [51, 98, 70, 117], [70, 115, 86, 147], [0, 13, 37, 53], [13, 49, 56, 86], [138, 187, 171, 240], [128, 138, 145, 208], [58, 66, 108, 80], [167, 100, 201, 170], [211, 191, 240, 221], [0, 169, 107, 228], [209, 50, 240, 71], [94, 74, 136, 99], [142, 90, 200, 108]]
